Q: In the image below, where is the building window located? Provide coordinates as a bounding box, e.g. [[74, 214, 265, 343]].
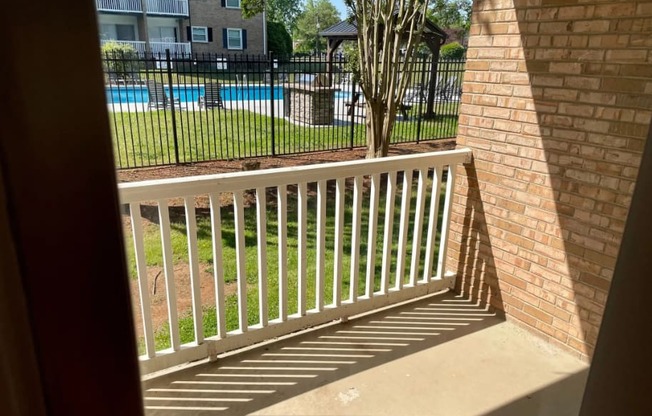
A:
[[191, 26, 208, 43], [100, 24, 137, 41], [149, 26, 177, 43], [227, 28, 243, 50], [225, 0, 241, 8]]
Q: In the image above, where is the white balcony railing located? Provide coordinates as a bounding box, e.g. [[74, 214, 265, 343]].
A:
[[96, 0, 142, 13], [96, 0, 189, 16], [119, 149, 472, 374], [147, 0, 189, 16], [100, 40, 190, 55], [100, 39, 147, 54], [149, 41, 191, 55]]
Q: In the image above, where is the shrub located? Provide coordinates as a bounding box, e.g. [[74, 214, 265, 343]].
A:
[[343, 43, 361, 84], [267, 21, 293, 57], [101, 42, 140, 79], [440, 41, 465, 60]]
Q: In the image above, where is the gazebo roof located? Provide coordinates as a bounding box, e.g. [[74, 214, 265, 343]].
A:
[[319, 18, 448, 43], [319, 21, 358, 38]]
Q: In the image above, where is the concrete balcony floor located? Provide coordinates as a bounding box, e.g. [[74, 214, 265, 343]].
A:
[[143, 292, 589, 415]]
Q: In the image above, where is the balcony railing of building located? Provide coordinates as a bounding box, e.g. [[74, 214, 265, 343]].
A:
[[100, 39, 191, 55], [96, 0, 142, 13], [101, 39, 147, 54], [147, 0, 189, 16], [96, 0, 189, 16], [150, 40, 191, 55], [119, 148, 472, 374]]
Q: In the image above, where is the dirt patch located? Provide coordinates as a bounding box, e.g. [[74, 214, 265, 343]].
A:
[[117, 140, 456, 183], [130, 262, 237, 337]]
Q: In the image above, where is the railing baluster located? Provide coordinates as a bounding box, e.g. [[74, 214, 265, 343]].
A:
[[409, 168, 428, 286], [395, 170, 413, 290], [365, 174, 380, 298], [423, 166, 443, 282], [233, 191, 248, 332], [298, 182, 308, 316], [349, 176, 363, 302], [278, 185, 288, 321], [380, 172, 397, 294], [316, 180, 327, 311], [209, 193, 227, 338], [184, 197, 203, 343], [256, 187, 268, 326], [130, 203, 156, 358], [333, 178, 345, 306], [117, 149, 472, 375], [437, 166, 457, 282], [157, 200, 180, 351]]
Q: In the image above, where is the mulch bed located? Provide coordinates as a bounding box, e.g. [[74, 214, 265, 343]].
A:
[[117, 140, 457, 183]]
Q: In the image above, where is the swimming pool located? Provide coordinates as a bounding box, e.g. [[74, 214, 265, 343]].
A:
[[106, 85, 351, 104]]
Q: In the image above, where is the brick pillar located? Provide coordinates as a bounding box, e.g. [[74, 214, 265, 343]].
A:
[[448, 0, 652, 361]]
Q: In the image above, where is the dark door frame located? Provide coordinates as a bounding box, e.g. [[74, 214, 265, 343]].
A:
[[0, 1, 143, 415], [1, 1, 651, 415]]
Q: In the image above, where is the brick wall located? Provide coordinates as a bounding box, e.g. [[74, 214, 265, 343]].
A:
[[449, 0, 652, 361], [187, 0, 265, 55]]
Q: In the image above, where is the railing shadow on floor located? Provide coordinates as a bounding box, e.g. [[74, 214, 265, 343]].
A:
[[142, 291, 504, 415]]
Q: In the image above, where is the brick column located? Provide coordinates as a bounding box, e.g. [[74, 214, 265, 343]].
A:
[[448, 0, 652, 360]]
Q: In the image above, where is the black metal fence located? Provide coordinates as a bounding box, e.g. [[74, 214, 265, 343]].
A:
[[103, 51, 465, 169]]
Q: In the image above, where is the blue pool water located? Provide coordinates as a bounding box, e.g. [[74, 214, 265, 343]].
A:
[[106, 85, 351, 104]]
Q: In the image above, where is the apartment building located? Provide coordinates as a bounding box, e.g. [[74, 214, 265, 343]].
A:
[[96, 0, 266, 55]]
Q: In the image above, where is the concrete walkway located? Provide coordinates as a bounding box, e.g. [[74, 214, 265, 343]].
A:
[[143, 292, 588, 415]]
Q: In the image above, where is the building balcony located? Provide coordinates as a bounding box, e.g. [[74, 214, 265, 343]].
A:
[[96, 0, 143, 13], [119, 149, 589, 414], [101, 39, 147, 54], [150, 40, 191, 55], [147, 0, 189, 16], [96, 0, 189, 16], [100, 39, 191, 55]]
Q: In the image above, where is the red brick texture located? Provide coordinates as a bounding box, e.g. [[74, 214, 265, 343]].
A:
[[448, 0, 652, 361], [186, 0, 266, 55]]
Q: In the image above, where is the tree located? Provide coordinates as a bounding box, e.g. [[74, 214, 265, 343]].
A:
[[427, 0, 472, 32], [342, 43, 360, 84], [347, 0, 430, 158], [101, 42, 139, 79], [440, 41, 465, 59], [267, 21, 293, 55], [293, 0, 341, 55], [241, 0, 302, 33]]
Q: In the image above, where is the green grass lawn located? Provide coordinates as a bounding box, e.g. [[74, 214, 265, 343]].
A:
[[110, 107, 459, 168], [124, 176, 448, 354]]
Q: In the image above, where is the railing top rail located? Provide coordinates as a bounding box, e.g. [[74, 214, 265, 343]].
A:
[[119, 148, 472, 203]]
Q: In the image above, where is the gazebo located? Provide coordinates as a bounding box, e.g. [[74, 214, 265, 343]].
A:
[[319, 19, 448, 118]]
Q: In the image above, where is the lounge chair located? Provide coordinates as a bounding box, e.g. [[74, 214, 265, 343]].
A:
[[297, 73, 315, 84], [404, 83, 428, 104], [398, 102, 412, 120], [435, 76, 459, 101], [345, 92, 411, 120], [345, 92, 362, 116], [147, 80, 180, 110], [198, 82, 223, 109]]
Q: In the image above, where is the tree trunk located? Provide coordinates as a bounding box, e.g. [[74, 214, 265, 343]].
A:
[[365, 101, 397, 159], [365, 101, 392, 159]]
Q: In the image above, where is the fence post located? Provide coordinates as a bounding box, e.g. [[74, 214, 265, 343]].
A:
[[269, 52, 276, 156], [350, 80, 356, 149], [416, 56, 427, 143], [165, 49, 180, 165]]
